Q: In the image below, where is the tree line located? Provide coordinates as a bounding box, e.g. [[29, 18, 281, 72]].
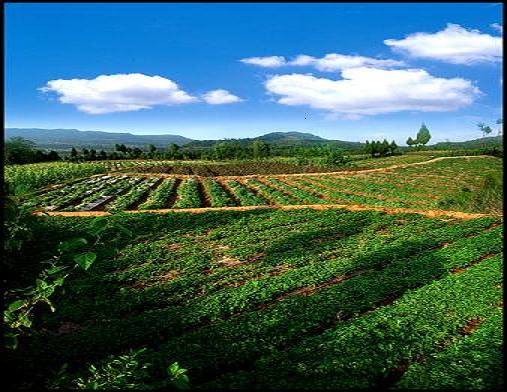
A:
[[5, 137, 347, 164]]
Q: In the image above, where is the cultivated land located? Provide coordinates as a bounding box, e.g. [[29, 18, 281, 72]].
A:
[[4, 153, 504, 389]]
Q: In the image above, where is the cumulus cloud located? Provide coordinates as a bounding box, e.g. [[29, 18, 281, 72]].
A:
[[265, 67, 480, 118], [288, 53, 405, 71], [240, 53, 403, 71], [39, 73, 198, 114], [240, 56, 287, 67], [491, 23, 503, 34], [202, 89, 242, 104], [384, 23, 502, 64]]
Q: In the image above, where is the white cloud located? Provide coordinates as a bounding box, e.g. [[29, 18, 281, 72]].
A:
[[240, 53, 403, 71], [39, 73, 198, 114], [265, 67, 480, 118], [491, 23, 503, 34], [240, 56, 287, 67], [384, 23, 503, 64], [288, 53, 405, 71], [202, 89, 242, 104]]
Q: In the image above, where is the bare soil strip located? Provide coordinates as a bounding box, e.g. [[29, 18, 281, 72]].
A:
[[196, 179, 211, 208], [165, 178, 182, 208], [34, 203, 498, 220]]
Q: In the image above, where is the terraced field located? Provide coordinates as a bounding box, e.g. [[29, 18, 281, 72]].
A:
[[6, 153, 503, 389], [7, 208, 503, 389], [30, 156, 502, 217]]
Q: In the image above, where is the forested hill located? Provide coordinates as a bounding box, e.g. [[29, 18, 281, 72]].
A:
[[185, 131, 364, 149], [431, 135, 503, 149], [4, 128, 194, 149], [5, 128, 365, 150]]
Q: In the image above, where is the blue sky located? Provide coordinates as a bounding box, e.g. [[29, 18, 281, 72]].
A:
[[5, 3, 503, 144]]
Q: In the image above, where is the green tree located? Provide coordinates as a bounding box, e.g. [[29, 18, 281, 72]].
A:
[[4, 137, 36, 164], [406, 136, 415, 147], [98, 150, 108, 160], [252, 140, 270, 159], [364, 140, 371, 155], [496, 118, 503, 135], [416, 123, 431, 146], [166, 143, 180, 159], [115, 144, 127, 154], [132, 147, 143, 158], [70, 147, 79, 161], [213, 142, 239, 160], [389, 140, 398, 154], [381, 139, 390, 155], [47, 151, 61, 162]]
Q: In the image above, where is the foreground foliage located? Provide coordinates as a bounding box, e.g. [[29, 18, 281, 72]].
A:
[[3, 208, 503, 389]]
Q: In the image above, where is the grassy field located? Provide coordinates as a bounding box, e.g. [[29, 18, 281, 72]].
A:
[[4, 153, 503, 389]]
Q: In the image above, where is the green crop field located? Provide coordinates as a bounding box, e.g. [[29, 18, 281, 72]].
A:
[[17, 155, 502, 215], [4, 154, 503, 390]]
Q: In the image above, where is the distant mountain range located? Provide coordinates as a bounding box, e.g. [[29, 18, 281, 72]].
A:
[[4, 128, 193, 150], [4, 128, 503, 151], [4, 128, 364, 150], [432, 135, 503, 149]]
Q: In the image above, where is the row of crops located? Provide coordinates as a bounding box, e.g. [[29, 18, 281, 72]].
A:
[[27, 156, 502, 213], [32, 175, 339, 212], [15, 209, 503, 389]]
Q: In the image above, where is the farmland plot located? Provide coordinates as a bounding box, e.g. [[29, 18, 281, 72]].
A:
[[6, 208, 502, 390], [27, 156, 502, 216]]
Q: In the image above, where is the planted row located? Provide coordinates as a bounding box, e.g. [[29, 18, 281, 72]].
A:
[[138, 179, 177, 210], [226, 181, 267, 206], [203, 179, 236, 207], [245, 179, 294, 205], [30, 218, 502, 368], [172, 179, 202, 209], [268, 178, 327, 204], [34, 176, 111, 210], [65, 176, 143, 211], [211, 253, 503, 389], [106, 178, 161, 212]]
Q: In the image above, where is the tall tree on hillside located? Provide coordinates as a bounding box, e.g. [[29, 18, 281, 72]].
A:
[[416, 123, 431, 146], [477, 122, 493, 138], [406, 136, 415, 147]]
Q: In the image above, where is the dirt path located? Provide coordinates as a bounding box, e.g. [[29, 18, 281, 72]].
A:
[[35, 202, 499, 220]]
